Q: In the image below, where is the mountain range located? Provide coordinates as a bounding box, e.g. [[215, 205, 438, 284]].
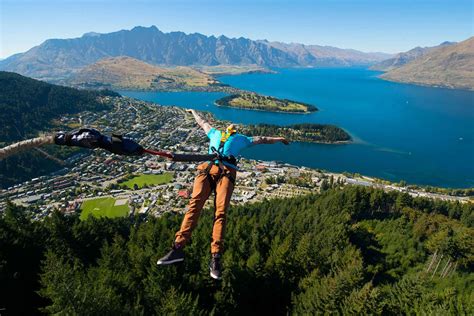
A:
[[0, 26, 391, 81], [264, 41, 390, 67], [2, 25, 471, 90], [380, 37, 474, 90]]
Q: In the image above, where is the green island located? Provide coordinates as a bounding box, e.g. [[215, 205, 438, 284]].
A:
[[215, 93, 318, 113], [119, 173, 173, 190], [242, 123, 351, 143], [79, 197, 129, 220]]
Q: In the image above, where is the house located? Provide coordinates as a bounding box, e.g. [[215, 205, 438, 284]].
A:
[[178, 189, 190, 199], [255, 165, 266, 172]]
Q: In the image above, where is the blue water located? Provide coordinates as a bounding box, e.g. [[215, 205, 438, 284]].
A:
[[120, 68, 474, 188]]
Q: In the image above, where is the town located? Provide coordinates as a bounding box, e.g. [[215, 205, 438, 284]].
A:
[[0, 96, 470, 220]]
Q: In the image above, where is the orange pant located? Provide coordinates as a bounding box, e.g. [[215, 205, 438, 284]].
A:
[[175, 162, 236, 254]]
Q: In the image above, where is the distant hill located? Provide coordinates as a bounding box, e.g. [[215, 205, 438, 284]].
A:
[[66, 56, 222, 91], [0, 25, 390, 81], [0, 71, 114, 142], [381, 37, 474, 90], [0, 71, 115, 187], [196, 65, 274, 76], [371, 41, 455, 71], [265, 41, 392, 67]]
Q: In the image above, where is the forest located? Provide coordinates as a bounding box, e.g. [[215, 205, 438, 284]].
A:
[[1, 186, 472, 314]]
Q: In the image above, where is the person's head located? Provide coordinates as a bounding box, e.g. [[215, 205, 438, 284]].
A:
[[221, 124, 237, 142], [225, 124, 237, 135]]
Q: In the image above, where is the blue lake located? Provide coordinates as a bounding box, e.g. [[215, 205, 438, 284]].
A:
[[120, 68, 474, 188]]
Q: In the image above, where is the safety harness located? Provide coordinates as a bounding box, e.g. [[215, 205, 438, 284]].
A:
[[200, 131, 238, 192]]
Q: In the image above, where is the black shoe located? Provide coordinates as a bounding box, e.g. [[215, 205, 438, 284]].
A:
[[157, 246, 184, 265], [209, 253, 222, 280]]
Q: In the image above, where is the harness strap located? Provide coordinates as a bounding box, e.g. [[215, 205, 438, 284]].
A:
[[199, 162, 236, 193], [222, 171, 236, 185], [201, 131, 238, 190], [201, 163, 217, 192]]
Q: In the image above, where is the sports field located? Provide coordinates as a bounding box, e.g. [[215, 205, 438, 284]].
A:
[[80, 197, 130, 220], [121, 173, 173, 189]]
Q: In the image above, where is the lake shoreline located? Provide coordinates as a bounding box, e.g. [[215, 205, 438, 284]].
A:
[[120, 67, 474, 188], [378, 74, 474, 92], [214, 93, 318, 114], [214, 102, 313, 114]]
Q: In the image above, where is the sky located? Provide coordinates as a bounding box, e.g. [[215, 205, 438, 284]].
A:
[[1, 0, 473, 59]]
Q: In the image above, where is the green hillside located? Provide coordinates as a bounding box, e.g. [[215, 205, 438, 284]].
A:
[[1, 186, 472, 314], [0, 71, 117, 188]]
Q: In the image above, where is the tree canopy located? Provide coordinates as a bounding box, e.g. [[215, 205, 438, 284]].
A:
[[243, 123, 351, 143], [1, 186, 472, 314]]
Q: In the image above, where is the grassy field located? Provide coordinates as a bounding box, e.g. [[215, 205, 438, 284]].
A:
[[80, 197, 129, 220], [121, 173, 173, 189]]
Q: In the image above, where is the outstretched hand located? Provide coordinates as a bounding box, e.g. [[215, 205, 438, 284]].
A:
[[281, 138, 290, 145]]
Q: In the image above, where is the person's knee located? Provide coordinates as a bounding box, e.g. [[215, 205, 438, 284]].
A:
[[191, 181, 211, 199], [214, 212, 226, 224], [191, 190, 208, 200], [215, 197, 231, 211], [214, 212, 227, 230], [188, 198, 201, 209]]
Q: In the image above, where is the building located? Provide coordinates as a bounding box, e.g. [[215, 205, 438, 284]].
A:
[[178, 189, 190, 199]]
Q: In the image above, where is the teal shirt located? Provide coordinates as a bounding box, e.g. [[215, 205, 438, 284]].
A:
[[207, 128, 254, 157]]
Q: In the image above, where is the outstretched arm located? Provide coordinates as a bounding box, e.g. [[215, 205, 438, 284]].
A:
[[186, 109, 212, 134], [252, 136, 290, 145]]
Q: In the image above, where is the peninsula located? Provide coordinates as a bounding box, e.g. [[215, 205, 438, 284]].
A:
[[242, 123, 351, 143], [197, 65, 275, 76], [215, 93, 318, 113], [377, 37, 474, 91]]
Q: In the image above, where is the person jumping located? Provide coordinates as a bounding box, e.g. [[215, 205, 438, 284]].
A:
[[157, 109, 289, 280]]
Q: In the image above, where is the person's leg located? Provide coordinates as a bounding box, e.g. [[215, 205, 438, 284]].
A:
[[210, 170, 235, 254], [175, 169, 213, 247], [158, 164, 214, 265], [209, 169, 235, 279]]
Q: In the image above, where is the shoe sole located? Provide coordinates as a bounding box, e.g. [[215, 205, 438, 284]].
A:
[[157, 258, 184, 265], [210, 269, 222, 280]]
